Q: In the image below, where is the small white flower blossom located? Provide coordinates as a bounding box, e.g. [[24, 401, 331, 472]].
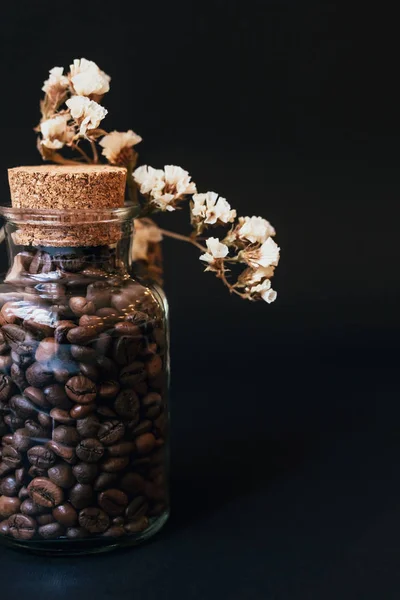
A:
[[131, 220, 163, 262], [133, 165, 196, 211], [241, 265, 276, 285], [133, 165, 165, 195], [99, 130, 142, 164], [245, 237, 280, 268], [70, 58, 110, 97], [42, 67, 69, 96], [162, 165, 197, 197], [199, 237, 229, 264], [66, 96, 107, 135], [192, 191, 236, 225], [250, 280, 277, 303], [237, 216, 276, 245], [40, 114, 74, 149]]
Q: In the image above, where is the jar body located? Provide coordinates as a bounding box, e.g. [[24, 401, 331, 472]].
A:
[[0, 214, 169, 554]]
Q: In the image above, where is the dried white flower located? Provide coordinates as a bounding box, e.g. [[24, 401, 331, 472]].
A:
[[133, 165, 196, 211], [237, 216, 276, 245], [133, 165, 165, 195], [245, 237, 280, 268], [40, 114, 74, 149], [42, 67, 69, 96], [250, 279, 277, 303], [162, 165, 197, 197], [99, 130, 142, 164], [70, 58, 110, 97], [66, 96, 107, 136], [199, 237, 229, 264], [131, 219, 163, 262], [192, 191, 236, 225], [240, 265, 275, 286]]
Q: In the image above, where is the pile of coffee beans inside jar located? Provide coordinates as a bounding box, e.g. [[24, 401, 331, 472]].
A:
[[0, 247, 168, 543]]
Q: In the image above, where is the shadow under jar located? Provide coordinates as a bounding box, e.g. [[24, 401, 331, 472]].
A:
[[0, 206, 169, 554]]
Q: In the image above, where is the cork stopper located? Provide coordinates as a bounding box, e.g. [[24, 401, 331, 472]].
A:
[[7, 165, 127, 247]]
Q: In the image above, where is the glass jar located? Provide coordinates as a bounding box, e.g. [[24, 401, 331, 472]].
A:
[[0, 206, 169, 554]]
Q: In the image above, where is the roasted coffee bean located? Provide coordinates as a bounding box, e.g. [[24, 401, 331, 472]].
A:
[[0, 417, 8, 437], [114, 321, 141, 337], [28, 477, 64, 508], [24, 420, 48, 438], [98, 380, 120, 400], [10, 349, 34, 368], [131, 419, 153, 437], [1, 324, 36, 355], [26, 362, 53, 388], [96, 357, 118, 380], [124, 516, 149, 534], [28, 465, 47, 478], [65, 375, 96, 404], [23, 318, 54, 339], [72, 462, 98, 484], [10, 363, 27, 390], [0, 462, 13, 477], [46, 441, 76, 464], [20, 498, 48, 516], [4, 413, 24, 429], [0, 375, 14, 401], [96, 307, 120, 326], [52, 359, 80, 383], [69, 297, 96, 317], [52, 503, 78, 526], [48, 463, 75, 489], [97, 420, 125, 446], [119, 362, 146, 388], [0, 302, 19, 325], [79, 363, 99, 382], [76, 438, 104, 463], [0, 518, 9, 535], [106, 441, 135, 457], [70, 403, 95, 419], [141, 392, 163, 419], [146, 354, 163, 378], [43, 384, 72, 409], [50, 408, 75, 425], [125, 496, 148, 520], [18, 486, 29, 501], [36, 514, 55, 526], [86, 281, 112, 310], [0, 331, 8, 354], [38, 412, 52, 429], [126, 311, 153, 334], [113, 336, 141, 366], [10, 394, 38, 419], [101, 456, 129, 473], [79, 507, 109, 533], [76, 414, 99, 438], [68, 483, 94, 509], [114, 389, 140, 420], [93, 472, 118, 492], [29, 251, 52, 274], [70, 344, 97, 363], [103, 525, 125, 537], [54, 320, 76, 344], [35, 338, 59, 363], [38, 522, 64, 539], [78, 314, 104, 330], [98, 489, 128, 516], [66, 526, 89, 539], [8, 514, 36, 540], [96, 406, 116, 418], [2, 445, 22, 468], [12, 429, 32, 453], [120, 472, 145, 496], [27, 446, 56, 469], [0, 495, 21, 518], [112, 516, 124, 526], [67, 326, 98, 345], [24, 386, 49, 409], [53, 253, 86, 272], [0, 355, 12, 372], [52, 426, 80, 447], [15, 468, 26, 486], [0, 475, 21, 498], [1, 433, 13, 445]]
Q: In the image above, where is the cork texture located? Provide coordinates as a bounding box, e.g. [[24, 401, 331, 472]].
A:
[[7, 165, 127, 247]]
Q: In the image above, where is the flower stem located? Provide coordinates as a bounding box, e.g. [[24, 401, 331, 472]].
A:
[[90, 140, 99, 164], [217, 268, 250, 299], [159, 228, 208, 252], [71, 143, 92, 163]]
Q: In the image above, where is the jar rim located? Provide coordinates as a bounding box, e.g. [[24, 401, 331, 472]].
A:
[[0, 204, 138, 225]]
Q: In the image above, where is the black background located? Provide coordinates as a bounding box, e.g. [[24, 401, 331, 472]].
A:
[[0, 1, 399, 598]]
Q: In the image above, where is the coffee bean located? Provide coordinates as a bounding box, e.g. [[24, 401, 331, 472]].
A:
[[101, 456, 129, 473], [46, 441, 76, 464], [2, 324, 36, 355], [76, 438, 104, 463], [66, 526, 89, 539], [10, 363, 27, 391], [131, 419, 153, 437], [0, 476, 19, 497], [86, 281, 112, 309], [65, 376, 96, 404], [106, 441, 135, 457], [52, 359, 80, 383], [78, 314, 105, 330], [43, 384, 72, 409], [52, 503, 78, 526], [96, 307, 120, 326], [24, 386, 49, 409], [18, 486, 29, 501], [79, 363, 99, 382], [10, 394, 38, 419], [29, 251, 52, 274], [26, 362, 53, 388], [54, 320, 76, 344], [97, 420, 125, 446], [72, 462, 98, 484], [0, 518, 9, 535], [0, 462, 14, 477], [98, 489, 128, 516], [114, 389, 140, 420], [0, 375, 14, 401], [8, 514, 36, 540], [23, 318, 54, 339], [125, 496, 148, 520], [120, 472, 145, 496], [69, 297, 95, 317], [119, 362, 146, 388], [27, 446, 56, 469], [96, 406, 116, 418], [93, 472, 118, 492], [28, 465, 47, 479], [79, 507, 109, 533], [12, 429, 32, 453], [124, 516, 149, 534], [24, 420, 47, 438], [76, 414, 99, 438], [50, 304, 73, 319], [36, 514, 55, 526], [113, 336, 141, 366], [0, 495, 21, 518], [96, 357, 118, 380], [112, 516, 124, 526], [103, 525, 125, 537], [146, 354, 163, 378], [35, 338, 59, 363], [52, 426, 80, 447], [50, 408, 75, 425], [98, 380, 120, 400], [53, 253, 86, 272], [68, 483, 94, 509], [28, 477, 64, 508], [48, 463, 75, 489], [70, 403, 95, 419], [38, 522, 64, 539], [38, 412, 52, 429], [20, 498, 48, 516], [15, 467, 26, 486], [67, 326, 98, 345], [0, 331, 8, 354], [2, 445, 22, 468], [141, 392, 163, 419], [0, 355, 12, 373], [70, 345, 97, 363], [1, 433, 13, 445], [10, 350, 34, 368]]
